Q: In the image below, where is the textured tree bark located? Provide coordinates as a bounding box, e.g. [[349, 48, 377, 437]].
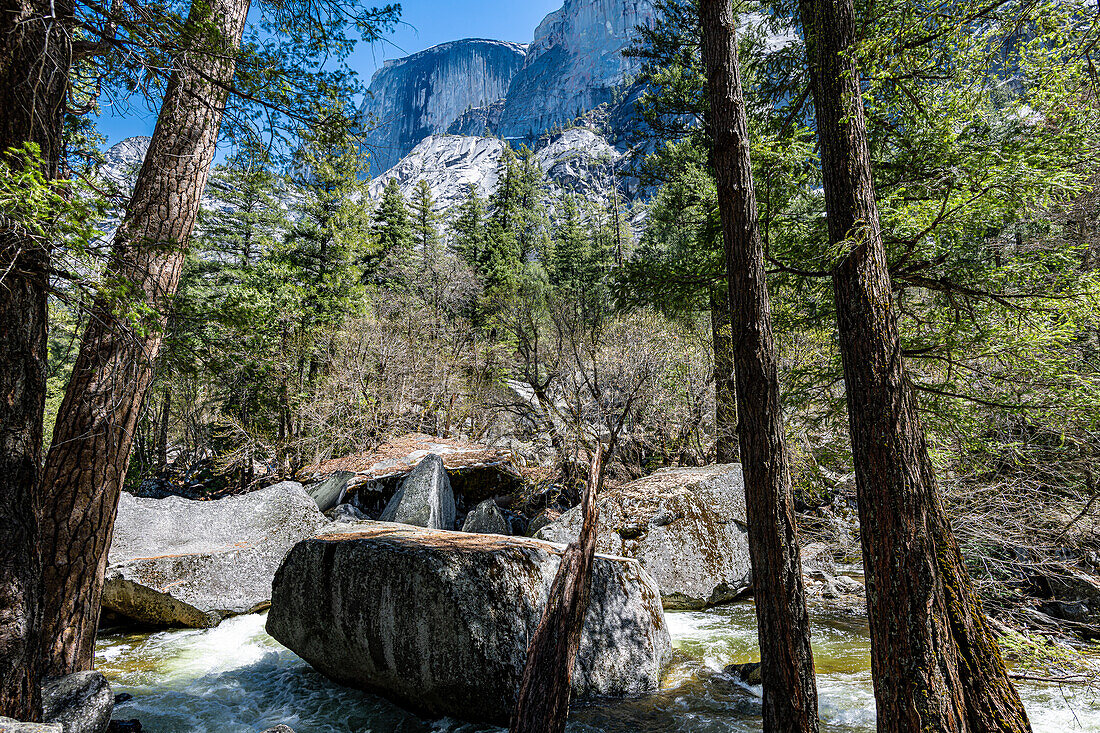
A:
[[510, 446, 603, 733], [710, 283, 738, 464], [0, 0, 71, 718], [37, 0, 251, 676], [698, 2, 820, 731], [798, 0, 1031, 730]]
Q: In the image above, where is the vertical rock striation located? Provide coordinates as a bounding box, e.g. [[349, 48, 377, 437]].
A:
[[359, 39, 527, 174], [496, 0, 656, 141]]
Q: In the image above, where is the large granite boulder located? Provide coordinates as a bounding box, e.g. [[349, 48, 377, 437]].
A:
[[536, 464, 751, 609], [304, 473, 353, 512], [378, 455, 455, 530], [300, 433, 523, 506], [104, 483, 328, 627], [266, 522, 671, 725], [42, 672, 113, 733]]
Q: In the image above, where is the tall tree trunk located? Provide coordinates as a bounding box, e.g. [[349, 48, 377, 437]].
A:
[[698, 3, 819, 731], [37, 0, 251, 676], [157, 387, 171, 472], [797, 0, 1030, 730], [710, 283, 737, 463], [510, 446, 603, 733], [0, 0, 71, 718]]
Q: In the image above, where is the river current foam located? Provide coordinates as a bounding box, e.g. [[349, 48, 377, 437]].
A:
[[97, 605, 1100, 732]]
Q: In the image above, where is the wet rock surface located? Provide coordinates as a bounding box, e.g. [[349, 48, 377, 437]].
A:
[[41, 671, 113, 733], [266, 521, 671, 725], [0, 719, 63, 732], [104, 483, 328, 627], [536, 464, 752, 608]]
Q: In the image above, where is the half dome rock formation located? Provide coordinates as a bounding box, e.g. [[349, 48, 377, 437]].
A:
[[357, 0, 654, 177], [358, 39, 527, 174], [497, 0, 656, 140], [266, 522, 671, 725]]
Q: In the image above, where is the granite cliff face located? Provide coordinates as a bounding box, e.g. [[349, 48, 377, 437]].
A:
[[359, 39, 527, 175], [496, 0, 655, 140], [359, 0, 654, 177]]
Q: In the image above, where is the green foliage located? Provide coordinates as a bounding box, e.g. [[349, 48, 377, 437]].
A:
[[0, 143, 104, 257], [410, 179, 441, 265], [369, 178, 414, 286], [626, 0, 1100, 478]]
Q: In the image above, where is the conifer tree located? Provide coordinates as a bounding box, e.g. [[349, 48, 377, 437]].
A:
[[452, 183, 488, 268], [370, 178, 414, 286], [411, 179, 441, 266]]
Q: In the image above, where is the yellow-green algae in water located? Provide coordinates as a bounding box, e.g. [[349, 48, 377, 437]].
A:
[[96, 604, 1100, 732]]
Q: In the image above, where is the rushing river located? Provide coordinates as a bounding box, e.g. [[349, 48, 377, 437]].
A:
[[96, 604, 1100, 732]]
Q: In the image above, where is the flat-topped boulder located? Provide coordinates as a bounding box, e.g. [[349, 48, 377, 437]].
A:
[[266, 522, 671, 725], [536, 464, 752, 609], [104, 483, 328, 627], [300, 433, 524, 506]]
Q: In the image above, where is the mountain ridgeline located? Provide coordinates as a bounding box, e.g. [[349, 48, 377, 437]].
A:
[[359, 0, 656, 175]]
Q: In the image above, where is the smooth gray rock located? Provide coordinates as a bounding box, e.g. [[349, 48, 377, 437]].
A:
[[0, 719, 63, 732], [331, 503, 370, 523], [41, 672, 113, 733], [536, 464, 751, 609], [378, 454, 455, 530], [266, 522, 671, 725], [104, 483, 328, 627], [305, 472, 353, 512], [461, 499, 510, 535]]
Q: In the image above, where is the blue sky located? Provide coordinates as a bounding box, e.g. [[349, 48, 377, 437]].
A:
[[94, 0, 562, 146]]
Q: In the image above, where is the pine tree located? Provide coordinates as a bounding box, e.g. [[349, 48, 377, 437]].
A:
[[451, 183, 488, 268], [410, 179, 441, 267], [372, 178, 413, 281]]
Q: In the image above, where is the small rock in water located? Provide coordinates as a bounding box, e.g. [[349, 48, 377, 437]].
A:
[[42, 670, 114, 733], [461, 499, 510, 535], [112, 694, 132, 706], [379, 454, 456, 530], [106, 721, 142, 733], [259, 727, 295, 733], [724, 662, 763, 685]]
